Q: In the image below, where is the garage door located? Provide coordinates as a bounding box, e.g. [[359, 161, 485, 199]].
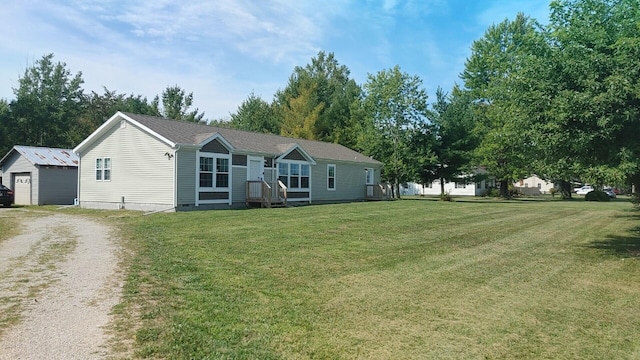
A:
[[14, 174, 31, 205]]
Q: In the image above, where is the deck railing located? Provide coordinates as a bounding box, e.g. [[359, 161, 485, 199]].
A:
[[246, 180, 288, 208], [366, 183, 393, 200]]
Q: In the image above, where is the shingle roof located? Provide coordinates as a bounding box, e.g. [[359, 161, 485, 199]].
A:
[[0, 145, 79, 167], [123, 112, 381, 165]]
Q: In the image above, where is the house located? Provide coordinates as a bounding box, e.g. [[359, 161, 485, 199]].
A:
[[73, 112, 384, 212], [402, 169, 494, 196], [0, 145, 79, 205], [513, 175, 557, 195]]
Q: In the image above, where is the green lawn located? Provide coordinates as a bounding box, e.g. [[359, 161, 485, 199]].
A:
[[98, 199, 639, 358]]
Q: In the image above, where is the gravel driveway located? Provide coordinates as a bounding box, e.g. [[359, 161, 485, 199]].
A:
[[0, 209, 124, 359]]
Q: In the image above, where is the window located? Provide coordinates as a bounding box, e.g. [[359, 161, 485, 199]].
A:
[[537, 183, 542, 189], [200, 157, 213, 187], [278, 162, 310, 189], [216, 158, 229, 188], [95, 157, 111, 181], [328, 164, 336, 190], [525, 183, 529, 188], [455, 180, 466, 189], [199, 156, 229, 188]]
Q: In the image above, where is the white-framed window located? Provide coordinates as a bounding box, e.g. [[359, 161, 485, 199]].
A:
[[455, 180, 466, 189], [537, 183, 542, 189], [199, 155, 229, 189], [278, 162, 310, 189], [95, 157, 111, 181], [328, 164, 336, 190]]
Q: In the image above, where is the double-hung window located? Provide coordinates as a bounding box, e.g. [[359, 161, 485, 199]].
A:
[[327, 164, 336, 190], [200, 156, 229, 188], [278, 162, 310, 189], [95, 157, 111, 181], [199, 157, 213, 187], [216, 158, 229, 188]]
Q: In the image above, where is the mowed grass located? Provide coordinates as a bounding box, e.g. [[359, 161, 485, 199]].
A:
[[108, 198, 640, 359]]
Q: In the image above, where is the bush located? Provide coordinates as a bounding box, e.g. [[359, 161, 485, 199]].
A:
[[440, 192, 454, 202], [482, 188, 500, 197], [585, 190, 610, 202], [549, 188, 557, 198]]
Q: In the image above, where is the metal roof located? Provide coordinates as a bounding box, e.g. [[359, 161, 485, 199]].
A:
[[1, 145, 79, 167]]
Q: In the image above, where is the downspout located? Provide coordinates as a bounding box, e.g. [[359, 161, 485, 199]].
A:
[[75, 152, 81, 207], [173, 145, 180, 210]]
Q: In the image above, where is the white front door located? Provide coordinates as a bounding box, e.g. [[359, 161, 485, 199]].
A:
[[14, 173, 31, 205], [248, 157, 264, 181]]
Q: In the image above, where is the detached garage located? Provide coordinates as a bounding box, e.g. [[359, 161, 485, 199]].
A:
[[0, 146, 78, 205]]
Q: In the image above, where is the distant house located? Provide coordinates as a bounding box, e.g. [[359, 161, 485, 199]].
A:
[[514, 175, 557, 195], [73, 112, 384, 212], [0, 145, 78, 205], [402, 169, 494, 196]]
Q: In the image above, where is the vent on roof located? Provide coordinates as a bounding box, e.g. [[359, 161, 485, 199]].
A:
[[120, 120, 127, 129]]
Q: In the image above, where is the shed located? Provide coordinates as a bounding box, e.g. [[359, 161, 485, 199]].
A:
[[0, 145, 79, 205]]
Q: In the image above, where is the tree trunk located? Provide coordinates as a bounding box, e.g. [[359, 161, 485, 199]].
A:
[[499, 179, 510, 198], [559, 180, 572, 199], [440, 177, 445, 197]]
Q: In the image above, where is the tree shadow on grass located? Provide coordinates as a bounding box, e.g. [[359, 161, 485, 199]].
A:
[[587, 226, 640, 258]]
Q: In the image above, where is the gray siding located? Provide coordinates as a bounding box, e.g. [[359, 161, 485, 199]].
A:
[[78, 120, 174, 209], [311, 160, 381, 203], [232, 165, 247, 204], [37, 166, 77, 205], [176, 148, 196, 206]]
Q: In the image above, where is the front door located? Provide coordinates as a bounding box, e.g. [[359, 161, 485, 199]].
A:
[[365, 168, 374, 197], [247, 156, 264, 199], [248, 157, 264, 181]]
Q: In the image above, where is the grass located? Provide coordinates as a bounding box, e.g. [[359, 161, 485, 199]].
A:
[[80, 197, 639, 359]]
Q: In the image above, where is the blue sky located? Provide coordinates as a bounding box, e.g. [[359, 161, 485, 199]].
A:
[[0, 0, 550, 120]]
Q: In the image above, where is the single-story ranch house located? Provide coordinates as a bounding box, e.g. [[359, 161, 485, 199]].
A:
[[73, 112, 384, 211], [0, 145, 78, 205]]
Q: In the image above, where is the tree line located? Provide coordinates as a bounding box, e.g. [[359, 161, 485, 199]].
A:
[[1, 0, 638, 199]]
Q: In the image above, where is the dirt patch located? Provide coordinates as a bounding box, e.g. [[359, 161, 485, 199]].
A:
[[0, 211, 124, 359]]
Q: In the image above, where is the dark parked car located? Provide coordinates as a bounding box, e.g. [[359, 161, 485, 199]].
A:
[[0, 184, 14, 207]]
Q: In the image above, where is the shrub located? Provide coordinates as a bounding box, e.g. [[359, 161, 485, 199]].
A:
[[585, 190, 610, 202], [482, 188, 500, 197], [549, 188, 557, 198], [440, 192, 454, 202]]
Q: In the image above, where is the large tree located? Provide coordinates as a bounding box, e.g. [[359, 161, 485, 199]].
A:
[[9, 54, 87, 149], [155, 85, 204, 123], [421, 86, 478, 197], [84, 87, 160, 129], [229, 92, 279, 134], [274, 51, 363, 147], [361, 65, 429, 198], [461, 14, 544, 197]]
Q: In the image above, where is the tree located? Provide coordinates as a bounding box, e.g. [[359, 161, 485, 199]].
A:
[[229, 92, 279, 133], [422, 86, 478, 197], [361, 66, 429, 198], [543, 0, 640, 192], [156, 85, 204, 123], [279, 82, 323, 140], [274, 51, 363, 146], [0, 99, 11, 155], [84, 87, 160, 129], [461, 14, 544, 197], [9, 53, 86, 149]]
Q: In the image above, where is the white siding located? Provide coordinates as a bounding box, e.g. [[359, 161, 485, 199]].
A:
[[514, 175, 556, 195], [407, 180, 482, 196], [78, 121, 174, 210]]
